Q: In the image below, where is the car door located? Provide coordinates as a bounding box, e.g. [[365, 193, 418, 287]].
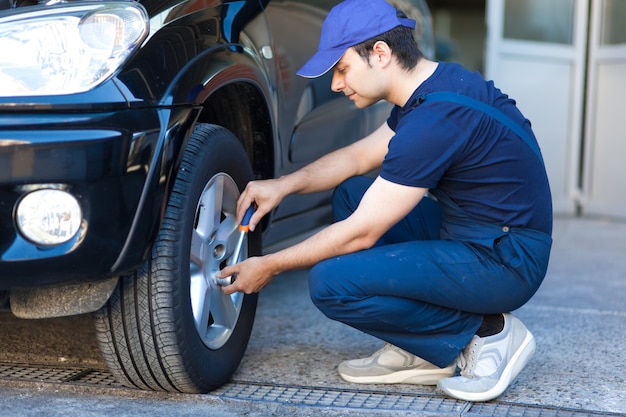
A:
[[261, 0, 433, 244], [260, 0, 387, 243]]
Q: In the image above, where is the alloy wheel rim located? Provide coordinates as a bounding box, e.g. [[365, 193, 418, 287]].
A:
[[189, 173, 245, 349]]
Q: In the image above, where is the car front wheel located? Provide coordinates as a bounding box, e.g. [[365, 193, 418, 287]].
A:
[[93, 124, 259, 393]]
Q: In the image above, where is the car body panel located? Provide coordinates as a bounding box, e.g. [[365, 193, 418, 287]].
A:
[[0, 0, 433, 293]]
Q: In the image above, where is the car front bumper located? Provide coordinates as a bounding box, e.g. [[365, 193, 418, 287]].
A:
[[0, 106, 191, 288]]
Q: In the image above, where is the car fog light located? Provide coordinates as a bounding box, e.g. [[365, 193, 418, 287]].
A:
[[16, 189, 82, 246]]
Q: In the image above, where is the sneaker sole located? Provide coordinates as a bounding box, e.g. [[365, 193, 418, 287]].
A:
[[339, 365, 456, 386], [438, 330, 536, 401]]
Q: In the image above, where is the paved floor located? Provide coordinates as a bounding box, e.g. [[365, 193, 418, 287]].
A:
[[0, 215, 624, 416], [232, 214, 626, 414]]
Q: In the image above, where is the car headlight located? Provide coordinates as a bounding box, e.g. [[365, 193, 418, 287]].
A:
[[0, 2, 149, 97], [16, 188, 83, 246]]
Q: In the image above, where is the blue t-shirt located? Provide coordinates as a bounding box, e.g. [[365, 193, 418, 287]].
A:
[[381, 62, 552, 235]]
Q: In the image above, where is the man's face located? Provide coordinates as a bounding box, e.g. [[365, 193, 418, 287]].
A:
[[331, 48, 386, 109]]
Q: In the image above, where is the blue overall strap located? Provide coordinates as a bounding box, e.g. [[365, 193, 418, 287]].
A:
[[418, 91, 545, 166]]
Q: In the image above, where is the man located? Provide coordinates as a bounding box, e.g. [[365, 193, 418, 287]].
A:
[[218, 0, 552, 402]]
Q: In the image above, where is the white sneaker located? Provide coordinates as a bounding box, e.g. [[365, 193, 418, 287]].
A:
[[437, 313, 536, 402], [339, 343, 456, 385]]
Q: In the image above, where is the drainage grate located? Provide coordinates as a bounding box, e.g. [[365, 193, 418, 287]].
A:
[[0, 363, 120, 387], [0, 363, 621, 417], [213, 381, 621, 417], [213, 381, 465, 414]]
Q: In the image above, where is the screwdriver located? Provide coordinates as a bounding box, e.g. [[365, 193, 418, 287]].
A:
[[214, 204, 254, 286]]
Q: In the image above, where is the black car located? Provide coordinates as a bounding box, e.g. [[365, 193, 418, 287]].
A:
[[0, 0, 433, 393]]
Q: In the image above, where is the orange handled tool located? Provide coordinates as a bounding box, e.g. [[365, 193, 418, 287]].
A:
[[238, 204, 255, 234]]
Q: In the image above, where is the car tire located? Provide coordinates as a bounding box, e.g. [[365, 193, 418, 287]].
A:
[[93, 124, 260, 393]]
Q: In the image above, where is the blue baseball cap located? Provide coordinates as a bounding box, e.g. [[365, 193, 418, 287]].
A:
[[297, 0, 416, 78]]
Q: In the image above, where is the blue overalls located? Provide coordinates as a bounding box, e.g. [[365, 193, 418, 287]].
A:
[[308, 176, 552, 368]]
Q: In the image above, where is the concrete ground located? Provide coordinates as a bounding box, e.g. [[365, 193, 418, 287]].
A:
[[230, 214, 626, 414], [0, 215, 624, 416]]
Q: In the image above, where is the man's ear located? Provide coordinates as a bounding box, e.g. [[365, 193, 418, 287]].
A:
[[372, 41, 393, 67]]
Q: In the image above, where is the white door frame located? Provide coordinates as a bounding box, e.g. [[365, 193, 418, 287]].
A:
[[581, 0, 626, 218]]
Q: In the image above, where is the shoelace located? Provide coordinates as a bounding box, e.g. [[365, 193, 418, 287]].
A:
[[457, 336, 480, 378]]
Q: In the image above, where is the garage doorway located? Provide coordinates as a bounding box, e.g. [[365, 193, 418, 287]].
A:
[[485, 0, 626, 219]]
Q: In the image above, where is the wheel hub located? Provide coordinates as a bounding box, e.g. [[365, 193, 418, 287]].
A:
[[188, 173, 246, 350]]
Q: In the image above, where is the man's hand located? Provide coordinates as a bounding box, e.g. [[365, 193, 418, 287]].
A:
[[218, 256, 275, 295], [236, 178, 289, 232]]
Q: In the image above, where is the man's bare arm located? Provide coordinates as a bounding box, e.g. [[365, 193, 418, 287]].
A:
[[221, 176, 428, 294], [237, 122, 394, 231]]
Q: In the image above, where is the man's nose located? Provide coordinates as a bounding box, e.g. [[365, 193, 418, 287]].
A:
[[331, 73, 344, 92]]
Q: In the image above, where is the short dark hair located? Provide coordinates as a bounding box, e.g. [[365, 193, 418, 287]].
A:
[[352, 14, 423, 72]]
